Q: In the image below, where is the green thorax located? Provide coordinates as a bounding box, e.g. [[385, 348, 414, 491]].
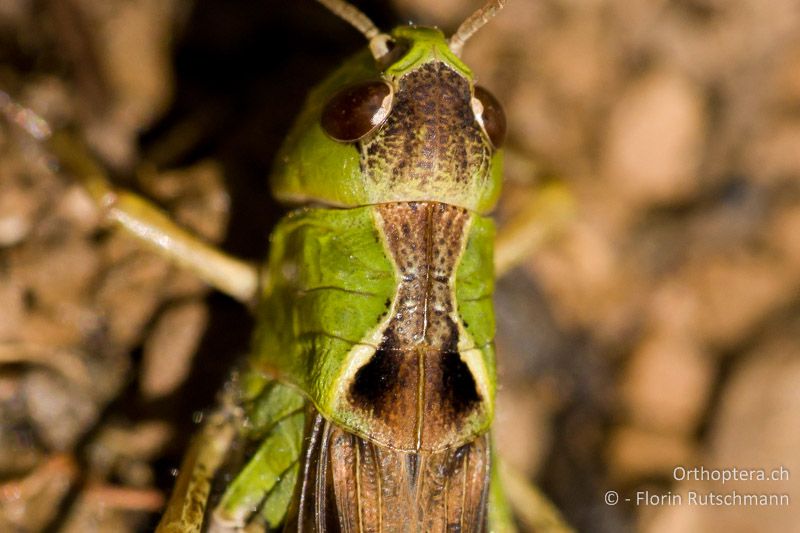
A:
[[251, 204, 496, 452], [270, 26, 503, 213]]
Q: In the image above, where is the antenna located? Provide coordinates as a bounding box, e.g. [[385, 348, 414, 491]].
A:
[[317, 0, 391, 59], [449, 0, 507, 56]]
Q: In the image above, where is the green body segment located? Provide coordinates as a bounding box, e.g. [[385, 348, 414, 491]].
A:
[[455, 209, 496, 352], [251, 206, 396, 402], [257, 27, 503, 455], [216, 412, 303, 525], [242, 24, 504, 529], [251, 205, 497, 451], [212, 378, 306, 529], [156, 378, 308, 532]]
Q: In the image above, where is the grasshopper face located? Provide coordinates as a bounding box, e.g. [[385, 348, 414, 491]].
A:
[[271, 26, 505, 213]]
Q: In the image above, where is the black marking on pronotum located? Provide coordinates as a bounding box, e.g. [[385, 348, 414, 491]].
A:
[[349, 329, 401, 414], [349, 319, 481, 421]]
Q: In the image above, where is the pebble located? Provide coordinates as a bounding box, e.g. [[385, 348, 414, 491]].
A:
[[140, 301, 209, 399], [621, 330, 714, 435], [601, 67, 706, 206]]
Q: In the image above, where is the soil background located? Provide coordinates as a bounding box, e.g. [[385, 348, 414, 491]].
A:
[[1, 0, 799, 531]]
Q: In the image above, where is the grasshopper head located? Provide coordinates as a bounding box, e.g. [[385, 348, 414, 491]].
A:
[[271, 3, 506, 213]]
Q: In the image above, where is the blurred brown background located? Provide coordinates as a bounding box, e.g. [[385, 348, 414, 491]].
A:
[[1, 0, 798, 531]]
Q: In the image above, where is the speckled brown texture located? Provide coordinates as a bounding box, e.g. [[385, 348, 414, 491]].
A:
[[346, 202, 484, 453], [376, 201, 468, 350], [361, 61, 493, 208]]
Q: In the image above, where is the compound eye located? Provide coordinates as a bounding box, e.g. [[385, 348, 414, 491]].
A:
[[321, 80, 393, 142], [472, 85, 506, 148]]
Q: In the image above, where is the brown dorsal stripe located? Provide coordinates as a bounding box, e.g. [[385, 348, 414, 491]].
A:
[[347, 202, 483, 452], [375, 201, 467, 350]]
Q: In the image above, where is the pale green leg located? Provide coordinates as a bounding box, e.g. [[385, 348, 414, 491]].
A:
[[488, 444, 517, 533], [158, 377, 307, 533], [259, 462, 300, 529], [48, 131, 261, 304], [212, 412, 304, 529], [494, 182, 574, 278], [157, 394, 239, 533], [211, 378, 306, 530], [492, 184, 576, 532], [498, 460, 575, 533]]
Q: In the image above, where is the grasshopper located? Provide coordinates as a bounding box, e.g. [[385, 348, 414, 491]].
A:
[[6, 0, 574, 530]]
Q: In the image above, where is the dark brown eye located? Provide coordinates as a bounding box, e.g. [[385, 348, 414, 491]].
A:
[[321, 81, 393, 142], [472, 85, 506, 148]]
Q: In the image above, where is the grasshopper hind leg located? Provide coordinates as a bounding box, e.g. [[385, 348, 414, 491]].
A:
[[493, 182, 574, 278], [48, 131, 260, 305], [157, 377, 307, 533], [157, 391, 240, 533]]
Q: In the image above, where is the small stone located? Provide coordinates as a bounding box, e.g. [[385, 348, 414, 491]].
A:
[[602, 67, 706, 205], [10, 237, 100, 308], [55, 185, 102, 234], [94, 253, 170, 346], [87, 420, 172, 481], [607, 426, 695, 483], [621, 330, 714, 435], [140, 301, 208, 399], [688, 251, 797, 348], [23, 370, 98, 450], [0, 180, 37, 246]]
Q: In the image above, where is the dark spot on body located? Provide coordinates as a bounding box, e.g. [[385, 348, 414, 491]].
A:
[[350, 347, 400, 415], [406, 454, 420, 486], [441, 351, 481, 416], [442, 320, 460, 354]]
